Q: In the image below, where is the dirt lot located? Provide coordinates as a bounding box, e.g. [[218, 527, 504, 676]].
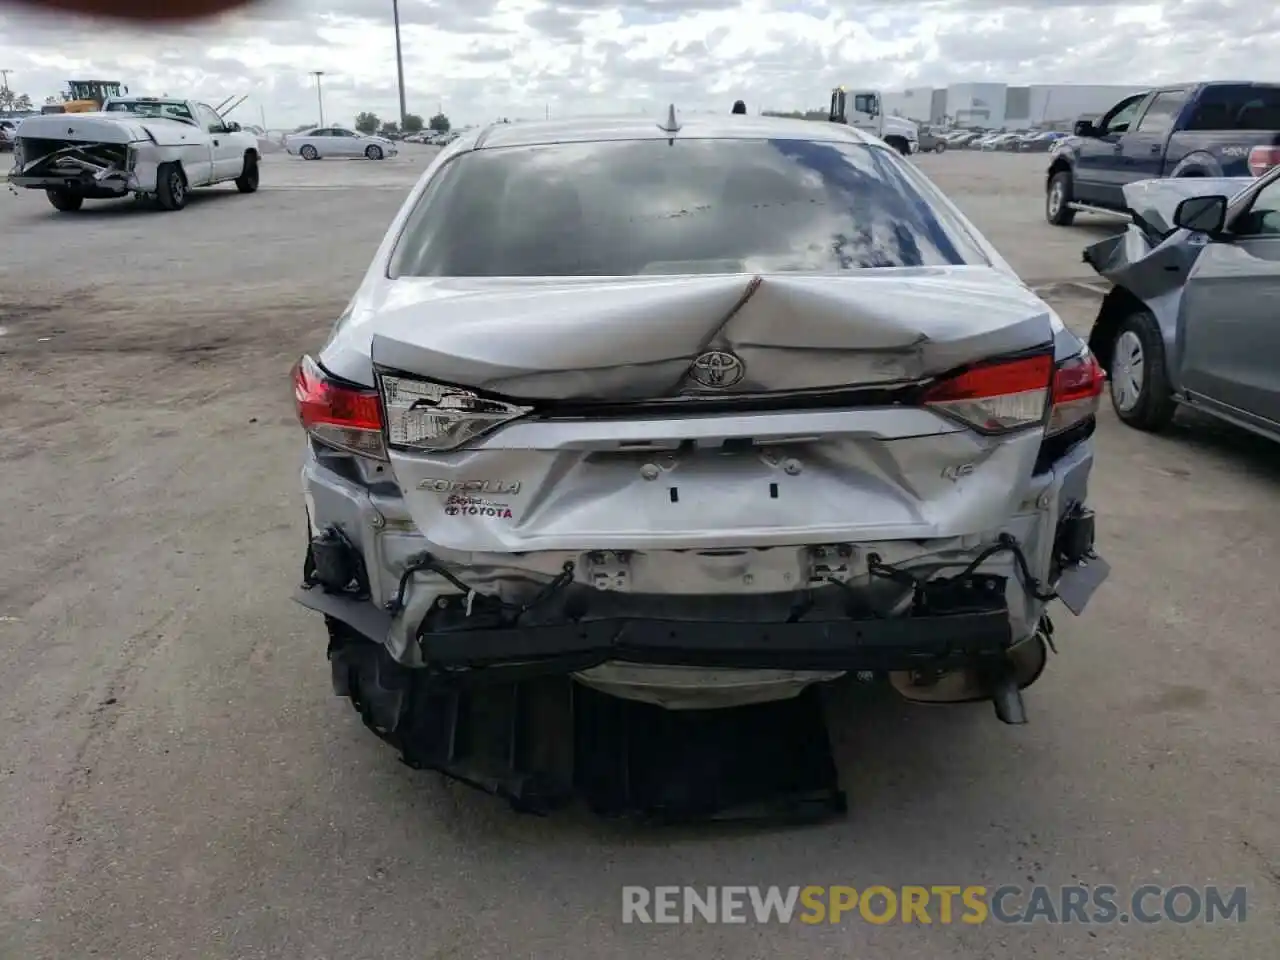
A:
[[1, 147, 1276, 959]]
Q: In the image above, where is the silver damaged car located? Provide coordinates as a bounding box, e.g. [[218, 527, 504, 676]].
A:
[[292, 112, 1111, 817], [1083, 168, 1280, 440]]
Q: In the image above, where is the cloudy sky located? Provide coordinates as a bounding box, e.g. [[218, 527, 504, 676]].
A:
[[1, 0, 1277, 129]]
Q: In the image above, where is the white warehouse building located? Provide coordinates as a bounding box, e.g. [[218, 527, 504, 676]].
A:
[[881, 82, 1151, 130]]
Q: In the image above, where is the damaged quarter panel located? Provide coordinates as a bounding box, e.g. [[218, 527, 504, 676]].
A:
[[1084, 174, 1271, 385]]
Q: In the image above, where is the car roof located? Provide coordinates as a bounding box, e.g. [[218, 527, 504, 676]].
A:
[[463, 114, 881, 150]]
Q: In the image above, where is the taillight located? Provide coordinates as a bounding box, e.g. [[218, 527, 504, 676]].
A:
[[292, 355, 386, 459], [1047, 350, 1106, 436], [379, 372, 531, 453], [922, 354, 1052, 434], [1248, 145, 1280, 177]]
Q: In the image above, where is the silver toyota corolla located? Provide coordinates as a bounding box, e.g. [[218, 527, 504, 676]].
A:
[[292, 111, 1110, 813]]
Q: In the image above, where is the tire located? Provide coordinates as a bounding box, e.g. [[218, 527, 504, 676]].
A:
[[235, 155, 259, 193], [1046, 170, 1076, 226], [934, 141, 947, 154], [1108, 309, 1177, 432], [155, 162, 187, 211], [46, 188, 83, 212], [300, 144, 318, 161], [365, 144, 383, 161]]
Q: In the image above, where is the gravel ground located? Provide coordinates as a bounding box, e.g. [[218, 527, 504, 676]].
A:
[[0, 146, 1276, 959]]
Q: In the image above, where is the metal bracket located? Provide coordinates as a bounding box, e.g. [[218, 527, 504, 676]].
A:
[[585, 551, 632, 592], [807, 544, 856, 584]]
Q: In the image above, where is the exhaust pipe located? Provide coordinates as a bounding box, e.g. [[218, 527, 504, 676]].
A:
[[989, 670, 1027, 725], [889, 622, 1051, 725]]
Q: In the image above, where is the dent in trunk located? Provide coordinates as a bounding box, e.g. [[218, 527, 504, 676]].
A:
[[367, 268, 1056, 400]]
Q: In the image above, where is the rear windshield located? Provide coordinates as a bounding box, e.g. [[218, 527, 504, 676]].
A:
[[1184, 85, 1280, 131], [389, 138, 988, 277]]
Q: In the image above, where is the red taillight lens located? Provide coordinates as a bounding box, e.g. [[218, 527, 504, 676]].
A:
[[922, 354, 1053, 434], [1248, 145, 1280, 177], [1047, 351, 1106, 436], [292, 355, 386, 459]]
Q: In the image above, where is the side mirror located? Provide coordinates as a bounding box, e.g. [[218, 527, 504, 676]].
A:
[[1173, 195, 1228, 233], [1073, 119, 1097, 137]]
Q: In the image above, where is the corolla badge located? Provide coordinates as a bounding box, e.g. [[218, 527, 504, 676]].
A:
[[689, 350, 745, 389]]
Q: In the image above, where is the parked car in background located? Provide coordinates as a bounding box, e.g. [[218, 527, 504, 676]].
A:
[[1018, 132, 1067, 153], [293, 112, 1109, 817], [981, 133, 1021, 151], [1047, 81, 1280, 226], [0, 118, 19, 151], [285, 126, 398, 160], [948, 131, 983, 148], [916, 126, 949, 153], [1082, 169, 1278, 440]]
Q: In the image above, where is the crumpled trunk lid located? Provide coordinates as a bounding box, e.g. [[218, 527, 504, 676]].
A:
[[367, 266, 1055, 400], [12, 112, 197, 147]]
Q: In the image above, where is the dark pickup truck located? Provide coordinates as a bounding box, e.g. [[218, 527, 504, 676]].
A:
[[1046, 81, 1280, 225]]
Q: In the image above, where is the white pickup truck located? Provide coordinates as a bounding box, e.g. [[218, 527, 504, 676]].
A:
[[6, 96, 260, 212]]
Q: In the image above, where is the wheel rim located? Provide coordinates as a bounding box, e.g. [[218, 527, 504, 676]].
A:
[[170, 172, 184, 204], [1111, 330, 1145, 412], [367, 146, 380, 159], [302, 146, 316, 159], [1048, 180, 1063, 217]]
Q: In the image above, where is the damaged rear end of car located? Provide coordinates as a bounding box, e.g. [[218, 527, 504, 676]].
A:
[[7, 114, 146, 201], [293, 123, 1111, 820]]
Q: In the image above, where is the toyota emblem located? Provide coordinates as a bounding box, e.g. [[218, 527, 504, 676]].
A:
[[689, 350, 745, 389]]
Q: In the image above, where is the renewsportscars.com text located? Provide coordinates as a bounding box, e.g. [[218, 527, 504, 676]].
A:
[[621, 885, 1248, 925]]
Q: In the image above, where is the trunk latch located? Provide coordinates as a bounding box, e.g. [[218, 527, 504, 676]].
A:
[[585, 551, 632, 592], [807, 544, 856, 584]]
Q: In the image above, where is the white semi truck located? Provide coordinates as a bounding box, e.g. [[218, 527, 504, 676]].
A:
[[828, 88, 919, 156]]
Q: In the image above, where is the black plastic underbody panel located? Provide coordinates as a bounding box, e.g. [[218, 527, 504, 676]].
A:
[[327, 629, 847, 822]]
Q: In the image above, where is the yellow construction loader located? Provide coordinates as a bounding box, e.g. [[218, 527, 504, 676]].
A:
[[40, 80, 128, 115]]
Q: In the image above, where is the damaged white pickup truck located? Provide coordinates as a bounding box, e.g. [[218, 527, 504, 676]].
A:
[[6, 96, 260, 212]]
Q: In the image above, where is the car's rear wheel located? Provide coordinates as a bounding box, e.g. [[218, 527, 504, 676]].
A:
[[155, 163, 187, 211], [1046, 170, 1076, 226], [365, 144, 383, 160], [46, 187, 84, 212], [1109, 309, 1177, 432], [300, 144, 318, 160], [934, 141, 947, 154]]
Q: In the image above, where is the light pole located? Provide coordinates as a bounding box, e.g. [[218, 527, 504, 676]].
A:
[[310, 70, 326, 127], [392, 0, 407, 128]]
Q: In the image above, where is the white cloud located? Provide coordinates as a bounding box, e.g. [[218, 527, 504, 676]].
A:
[[1, 0, 1278, 128]]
